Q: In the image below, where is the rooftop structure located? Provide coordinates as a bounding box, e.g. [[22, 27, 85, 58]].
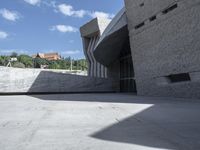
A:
[[32, 52, 61, 61]]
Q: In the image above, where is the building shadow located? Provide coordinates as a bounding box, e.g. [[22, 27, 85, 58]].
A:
[[90, 100, 200, 150], [28, 92, 200, 149]]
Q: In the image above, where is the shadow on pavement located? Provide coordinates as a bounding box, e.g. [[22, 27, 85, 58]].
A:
[[29, 93, 200, 150], [91, 101, 200, 150]]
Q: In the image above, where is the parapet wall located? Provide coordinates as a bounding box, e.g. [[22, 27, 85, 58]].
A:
[[0, 67, 116, 94]]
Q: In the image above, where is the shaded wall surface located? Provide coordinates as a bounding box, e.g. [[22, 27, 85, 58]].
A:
[[0, 67, 116, 93], [125, 0, 200, 98]]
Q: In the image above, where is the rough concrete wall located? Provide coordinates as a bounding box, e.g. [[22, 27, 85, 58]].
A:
[[125, 0, 200, 98], [0, 67, 116, 93]]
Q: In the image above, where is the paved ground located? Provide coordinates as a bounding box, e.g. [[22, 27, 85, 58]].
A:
[[0, 94, 200, 150]]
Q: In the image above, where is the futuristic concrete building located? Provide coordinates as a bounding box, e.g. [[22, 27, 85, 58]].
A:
[[81, 0, 200, 98]]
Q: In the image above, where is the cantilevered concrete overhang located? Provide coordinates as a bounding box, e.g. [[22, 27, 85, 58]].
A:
[[80, 18, 111, 59], [93, 8, 128, 66], [80, 18, 110, 78]]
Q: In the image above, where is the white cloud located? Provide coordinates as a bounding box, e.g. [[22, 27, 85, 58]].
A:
[[32, 2, 114, 20], [0, 31, 8, 39], [73, 10, 87, 18], [57, 3, 114, 20], [0, 9, 20, 21], [58, 4, 73, 16], [0, 49, 29, 55], [50, 25, 78, 33], [24, 0, 41, 6], [57, 4, 87, 18], [90, 11, 114, 20], [61, 50, 80, 55]]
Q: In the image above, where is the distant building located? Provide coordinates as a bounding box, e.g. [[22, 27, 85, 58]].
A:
[[32, 53, 61, 61]]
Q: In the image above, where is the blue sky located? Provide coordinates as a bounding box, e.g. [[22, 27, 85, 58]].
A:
[[0, 0, 124, 59]]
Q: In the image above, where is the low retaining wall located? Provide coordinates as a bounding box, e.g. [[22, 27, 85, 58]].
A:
[[0, 67, 116, 93]]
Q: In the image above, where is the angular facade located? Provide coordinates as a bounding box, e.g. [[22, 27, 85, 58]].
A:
[[80, 18, 110, 78], [81, 0, 200, 99]]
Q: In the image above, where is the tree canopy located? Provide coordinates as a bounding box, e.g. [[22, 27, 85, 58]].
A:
[[0, 53, 88, 71]]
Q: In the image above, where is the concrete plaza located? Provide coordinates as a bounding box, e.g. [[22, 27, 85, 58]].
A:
[[0, 94, 200, 150]]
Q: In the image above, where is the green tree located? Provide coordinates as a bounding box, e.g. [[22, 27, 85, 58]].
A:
[[0, 56, 11, 66], [58, 60, 68, 69], [34, 58, 49, 68], [0, 56, 5, 66], [18, 55, 33, 68], [48, 61, 60, 69]]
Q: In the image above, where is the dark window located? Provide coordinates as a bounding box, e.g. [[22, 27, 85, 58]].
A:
[[139, 3, 144, 7], [167, 73, 191, 83], [135, 22, 145, 29], [162, 4, 178, 14], [120, 79, 136, 93], [120, 37, 136, 93], [149, 15, 157, 22]]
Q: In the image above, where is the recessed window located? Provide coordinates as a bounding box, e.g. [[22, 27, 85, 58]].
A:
[[167, 73, 191, 83], [149, 15, 157, 22], [135, 22, 145, 29], [162, 4, 178, 14], [139, 3, 144, 7]]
